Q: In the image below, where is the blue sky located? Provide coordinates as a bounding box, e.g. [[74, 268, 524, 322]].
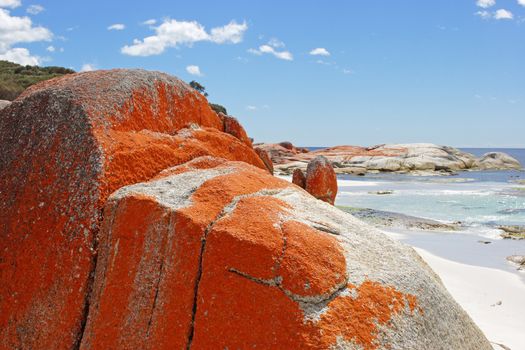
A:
[[1, 0, 524, 147]]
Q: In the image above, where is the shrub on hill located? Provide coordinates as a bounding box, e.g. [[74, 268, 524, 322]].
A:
[[0, 60, 75, 100]]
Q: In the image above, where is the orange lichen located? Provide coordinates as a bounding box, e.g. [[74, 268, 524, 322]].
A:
[[306, 281, 419, 350]]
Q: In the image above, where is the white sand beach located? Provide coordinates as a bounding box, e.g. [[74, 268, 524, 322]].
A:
[[415, 248, 525, 350]]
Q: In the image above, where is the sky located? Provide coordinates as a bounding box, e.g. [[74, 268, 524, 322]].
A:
[[1, 0, 524, 147]]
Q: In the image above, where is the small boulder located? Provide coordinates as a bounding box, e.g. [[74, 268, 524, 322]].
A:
[[279, 141, 295, 150], [305, 156, 338, 205], [292, 168, 306, 189]]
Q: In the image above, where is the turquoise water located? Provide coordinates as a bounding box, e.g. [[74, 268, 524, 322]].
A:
[[335, 148, 525, 239]]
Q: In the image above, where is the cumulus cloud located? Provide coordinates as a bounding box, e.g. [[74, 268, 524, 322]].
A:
[[310, 47, 330, 56], [121, 19, 247, 56], [186, 65, 202, 76], [0, 0, 21, 8], [142, 19, 156, 26], [0, 47, 39, 65], [476, 0, 496, 8], [80, 63, 96, 72], [494, 9, 513, 19], [246, 105, 257, 111], [26, 4, 44, 15], [108, 23, 125, 31], [46, 45, 54, 52], [519, 0, 525, 6], [0, 7, 52, 64], [248, 38, 293, 61]]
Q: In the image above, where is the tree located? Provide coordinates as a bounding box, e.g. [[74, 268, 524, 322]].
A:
[[189, 80, 208, 97]]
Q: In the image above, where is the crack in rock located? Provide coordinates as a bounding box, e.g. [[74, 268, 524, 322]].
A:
[[185, 187, 289, 349]]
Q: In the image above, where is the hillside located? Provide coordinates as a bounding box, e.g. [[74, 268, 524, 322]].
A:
[[0, 60, 75, 101]]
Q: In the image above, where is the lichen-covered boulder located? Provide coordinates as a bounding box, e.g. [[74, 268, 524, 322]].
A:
[[80, 157, 491, 349], [305, 155, 338, 204], [254, 146, 274, 174], [292, 168, 306, 189], [0, 69, 265, 349]]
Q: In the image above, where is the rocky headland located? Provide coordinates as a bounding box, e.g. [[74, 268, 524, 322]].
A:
[[257, 142, 522, 175], [0, 69, 492, 349]]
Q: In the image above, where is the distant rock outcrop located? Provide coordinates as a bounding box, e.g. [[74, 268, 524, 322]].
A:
[[475, 152, 522, 170], [0, 69, 491, 349], [259, 143, 522, 175]]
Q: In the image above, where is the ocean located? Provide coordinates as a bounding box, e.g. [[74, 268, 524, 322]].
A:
[[335, 148, 525, 237], [332, 147, 525, 276]]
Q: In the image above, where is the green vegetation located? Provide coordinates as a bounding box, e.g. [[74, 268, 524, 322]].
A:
[[0, 60, 75, 101], [209, 103, 227, 115], [188, 80, 228, 115], [189, 80, 208, 97]]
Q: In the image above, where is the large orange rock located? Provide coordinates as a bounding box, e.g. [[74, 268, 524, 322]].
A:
[[305, 155, 338, 205], [79, 157, 491, 349], [0, 69, 265, 349]]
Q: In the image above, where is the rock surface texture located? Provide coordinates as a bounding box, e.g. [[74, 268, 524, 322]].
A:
[[305, 156, 338, 205], [257, 142, 522, 175], [1, 69, 491, 349], [0, 69, 265, 349], [81, 157, 490, 349], [0, 100, 10, 110]]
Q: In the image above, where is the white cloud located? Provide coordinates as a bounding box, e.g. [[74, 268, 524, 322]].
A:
[[209, 21, 247, 44], [259, 44, 293, 60], [121, 19, 247, 56], [80, 63, 96, 72], [494, 9, 513, 19], [310, 47, 330, 56], [46, 45, 54, 52], [186, 65, 202, 76], [142, 19, 156, 26], [108, 23, 125, 31], [249, 39, 293, 61], [519, 0, 525, 6], [0, 47, 40, 65], [476, 0, 496, 8], [0, 8, 52, 48], [0, 0, 21, 8], [475, 10, 491, 19], [26, 4, 44, 15], [267, 38, 284, 48], [0, 8, 52, 65]]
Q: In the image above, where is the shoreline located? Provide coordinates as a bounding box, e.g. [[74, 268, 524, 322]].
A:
[[280, 174, 525, 348]]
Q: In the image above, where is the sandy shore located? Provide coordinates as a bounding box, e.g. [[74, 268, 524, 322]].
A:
[[414, 248, 525, 350]]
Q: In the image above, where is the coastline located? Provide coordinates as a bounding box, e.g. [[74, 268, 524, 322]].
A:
[[280, 173, 525, 349]]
